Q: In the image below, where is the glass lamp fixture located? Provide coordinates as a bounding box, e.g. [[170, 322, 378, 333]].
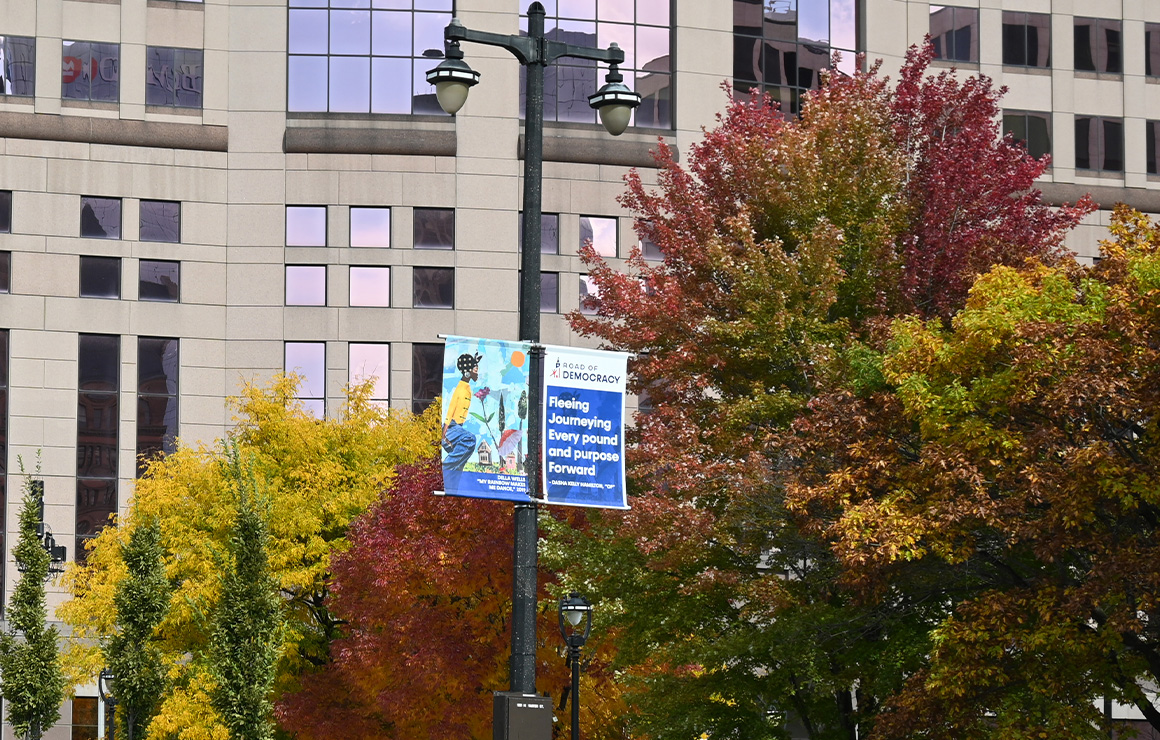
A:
[[425, 33, 479, 115], [588, 56, 642, 136]]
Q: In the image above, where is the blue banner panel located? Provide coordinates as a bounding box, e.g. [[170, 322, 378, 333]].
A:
[[541, 345, 630, 509], [440, 336, 532, 502]]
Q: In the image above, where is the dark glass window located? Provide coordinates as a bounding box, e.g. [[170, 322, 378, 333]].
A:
[[411, 342, 442, 414], [929, 6, 978, 63], [0, 190, 10, 232], [414, 208, 454, 249], [287, 0, 452, 114], [1074, 18, 1121, 74], [1148, 24, 1160, 77], [0, 36, 35, 96], [140, 200, 180, 243], [285, 342, 325, 418], [80, 197, 122, 239], [733, 0, 859, 116], [0, 252, 9, 293], [62, 41, 120, 102], [286, 265, 327, 306], [522, 1, 673, 128], [520, 212, 560, 255], [72, 697, 99, 740], [139, 260, 180, 302], [137, 337, 178, 476], [145, 47, 203, 108], [80, 256, 121, 299], [541, 271, 559, 313], [1149, 121, 1160, 176], [413, 267, 453, 308], [1002, 12, 1050, 68], [287, 206, 327, 247], [77, 334, 119, 560], [1003, 111, 1052, 160], [1075, 116, 1123, 172]]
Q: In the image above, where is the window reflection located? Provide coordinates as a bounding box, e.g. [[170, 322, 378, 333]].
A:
[[287, 265, 327, 306], [1075, 116, 1123, 172], [287, 206, 327, 246], [62, 41, 120, 102], [350, 266, 390, 306], [81, 197, 122, 239], [579, 274, 600, 314], [541, 272, 559, 313], [1002, 12, 1051, 68], [1148, 24, 1160, 77], [0, 190, 10, 232], [929, 6, 978, 63], [139, 260, 180, 302], [140, 200, 180, 242], [414, 208, 454, 249], [137, 337, 178, 476], [412, 267, 453, 308], [580, 216, 617, 257], [0, 252, 9, 293], [285, 342, 325, 417], [349, 343, 390, 402], [519, 212, 560, 254], [77, 334, 119, 560], [80, 256, 121, 299], [0, 36, 35, 96], [351, 207, 391, 247], [145, 47, 203, 108], [1149, 121, 1160, 176], [1074, 17, 1121, 74], [411, 342, 442, 414], [72, 698, 99, 740], [1002, 111, 1051, 160]]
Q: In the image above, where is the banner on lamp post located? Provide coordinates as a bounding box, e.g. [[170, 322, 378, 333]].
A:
[[541, 344, 630, 509], [439, 335, 533, 502]]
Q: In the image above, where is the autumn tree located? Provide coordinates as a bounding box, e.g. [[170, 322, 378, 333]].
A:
[[0, 466, 65, 740], [785, 207, 1160, 739], [556, 44, 1092, 738], [105, 516, 170, 740], [277, 459, 628, 740], [59, 376, 440, 740]]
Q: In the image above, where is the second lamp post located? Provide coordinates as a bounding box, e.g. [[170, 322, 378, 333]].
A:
[[559, 594, 593, 740], [426, 0, 640, 705]]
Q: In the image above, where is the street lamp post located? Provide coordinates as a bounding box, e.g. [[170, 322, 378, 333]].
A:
[[558, 593, 593, 740], [427, 1, 640, 703], [98, 669, 116, 740]]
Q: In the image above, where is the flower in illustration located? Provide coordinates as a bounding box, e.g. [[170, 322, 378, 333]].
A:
[[474, 386, 491, 402]]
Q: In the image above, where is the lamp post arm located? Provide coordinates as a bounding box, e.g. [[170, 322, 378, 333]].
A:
[[543, 40, 624, 67], [444, 21, 539, 66]]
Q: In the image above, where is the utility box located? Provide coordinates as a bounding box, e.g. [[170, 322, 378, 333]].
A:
[[493, 692, 552, 740]]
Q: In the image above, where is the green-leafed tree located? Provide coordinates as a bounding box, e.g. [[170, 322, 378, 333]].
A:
[[105, 516, 170, 740], [208, 448, 282, 740], [0, 466, 65, 740]]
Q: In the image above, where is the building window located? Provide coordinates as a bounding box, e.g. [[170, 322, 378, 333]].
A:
[[287, 206, 327, 247], [410, 342, 442, 414], [77, 334, 119, 560], [928, 6, 977, 63], [62, 41, 120, 102], [0, 252, 9, 292], [1148, 121, 1160, 176], [412, 266, 452, 308], [1002, 12, 1050, 68], [414, 208, 454, 249], [640, 231, 662, 260], [72, 697, 99, 740], [541, 272, 559, 313], [145, 47, 203, 108], [81, 197, 122, 239], [520, 212, 560, 254], [580, 274, 599, 314], [80, 256, 121, 299], [1074, 18, 1121, 74], [137, 337, 178, 477], [0, 190, 10, 232], [286, 265, 327, 306], [285, 342, 325, 418], [1002, 111, 1051, 160], [140, 200, 180, 243], [139, 260, 180, 302], [287, 0, 451, 114], [734, 0, 858, 113], [522, 1, 672, 128], [350, 266, 390, 307], [1075, 116, 1123, 172], [349, 343, 389, 405], [350, 207, 390, 247], [580, 216, 617, 257], [1148, 24, 1160, 77], [0, 36, 35, 96]]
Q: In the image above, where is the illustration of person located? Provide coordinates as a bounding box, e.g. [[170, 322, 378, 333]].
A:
[[441, 351, 481, 491]]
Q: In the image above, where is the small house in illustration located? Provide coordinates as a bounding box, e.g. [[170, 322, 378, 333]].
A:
[[477, 440, 493, 466], [505, 452, 518, 471]]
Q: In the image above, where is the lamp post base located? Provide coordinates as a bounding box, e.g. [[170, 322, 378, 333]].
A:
[[493, 691, 553, 740]]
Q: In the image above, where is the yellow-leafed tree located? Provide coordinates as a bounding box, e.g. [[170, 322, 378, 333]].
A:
[[58, 375, 440, 740]]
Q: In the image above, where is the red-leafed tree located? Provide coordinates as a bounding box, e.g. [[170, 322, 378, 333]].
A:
[[277, 459, 627, 740], [548, 44, 1094, 740]]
